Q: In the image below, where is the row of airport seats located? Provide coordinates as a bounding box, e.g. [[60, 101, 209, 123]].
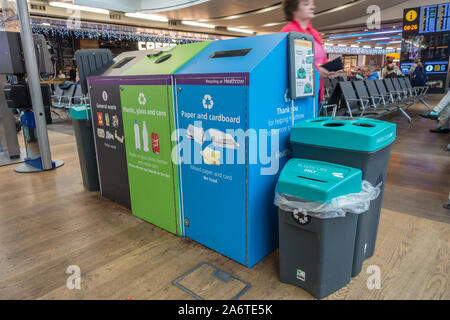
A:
[[51, 82, 88, 117], [321, 77, 430, 123]]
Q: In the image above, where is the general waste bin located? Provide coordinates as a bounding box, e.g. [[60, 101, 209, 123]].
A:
[[276, 158, 363, 299], [70, 105, 100, 191], [290, 117, 396, 277]]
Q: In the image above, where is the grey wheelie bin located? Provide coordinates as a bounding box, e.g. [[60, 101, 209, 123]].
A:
[[70, 105, 100, 191], [290, 117, 396, 277], [275, 158, 366, 299]]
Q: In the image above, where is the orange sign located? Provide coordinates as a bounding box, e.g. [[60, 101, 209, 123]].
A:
[[405, 10, 418, 22]]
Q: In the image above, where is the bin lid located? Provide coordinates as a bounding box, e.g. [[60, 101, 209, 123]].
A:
[[122, 41, 211, 76], [70, 104, 91, 120], [277, 159, 362, 203], [290, 117, 396, 152]]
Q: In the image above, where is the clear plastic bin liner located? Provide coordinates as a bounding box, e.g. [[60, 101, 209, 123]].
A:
[[274, 181, 382, 219]]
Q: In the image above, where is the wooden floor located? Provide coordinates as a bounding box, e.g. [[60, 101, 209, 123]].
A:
[[0, 101, 448, 300]]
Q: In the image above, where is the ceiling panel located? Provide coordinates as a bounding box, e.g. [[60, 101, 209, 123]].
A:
[[156, 0, 279, 20]]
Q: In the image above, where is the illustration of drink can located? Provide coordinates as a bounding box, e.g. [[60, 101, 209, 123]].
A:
[[152, 132, 160, 154]]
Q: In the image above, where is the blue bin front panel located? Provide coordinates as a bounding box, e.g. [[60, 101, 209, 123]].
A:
[[175, 75, 248, 265]]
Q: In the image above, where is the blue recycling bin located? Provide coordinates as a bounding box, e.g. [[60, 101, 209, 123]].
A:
[[173, 32, 319, 267]]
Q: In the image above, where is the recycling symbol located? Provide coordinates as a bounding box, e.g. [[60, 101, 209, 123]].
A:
[[138, 93, 147, 105], [202, 94, 214, 110]]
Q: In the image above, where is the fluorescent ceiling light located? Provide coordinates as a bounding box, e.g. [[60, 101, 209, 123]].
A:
[[350, 45, 359, 48], [223, 15, 243, 20], [255, 5, 281, 14], [375, 47, 383, 49], [337, 44, 347, 47], [125, 12, 168, 22], [356, 36, 402, 42], [386, 47, 394, 50], [262, 22, 284, 27], [181, 21, 215, 29], [363, 45, 371, 48], [329, 30, 402, 39], [140, 0, 210, 13], [42, 23, 51, 26], [324, 43, 333, 46], [49, 2, 109, 14], [227, 27, 253, 34]]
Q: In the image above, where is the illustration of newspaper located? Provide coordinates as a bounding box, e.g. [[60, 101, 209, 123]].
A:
[[186, 124, 206, 145], [208, 128, 240, 149], [201, 147, 221, 166]]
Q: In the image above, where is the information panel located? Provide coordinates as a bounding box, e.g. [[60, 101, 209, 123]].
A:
[[419, 3, 450, 34], [404, 3, 450, 35], [294, 39, 314, 98]]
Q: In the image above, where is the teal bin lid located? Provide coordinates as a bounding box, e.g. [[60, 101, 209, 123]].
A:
[[70, 104, 91, 120], [277, 159, 362, 203], [291, 117, 396, 152]]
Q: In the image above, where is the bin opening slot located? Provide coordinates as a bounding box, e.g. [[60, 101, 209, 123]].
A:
[[154, 54, 172, 64], [209, 49, 252, 59], [297, 175, 327, 183], [147, 51, 163, 58], [112, 57, 135, 69]]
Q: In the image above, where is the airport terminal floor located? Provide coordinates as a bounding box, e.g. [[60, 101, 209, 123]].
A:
[[0, 0, 449, 305], [0, 101, 448, 300]]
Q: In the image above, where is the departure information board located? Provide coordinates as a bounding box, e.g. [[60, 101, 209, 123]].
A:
[[419, 3, 450, 34]]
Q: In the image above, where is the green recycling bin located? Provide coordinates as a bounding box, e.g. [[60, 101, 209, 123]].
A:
[[290, 117, 396, 277], [275, 158, 363, 299], [70, 105, 100, 191]]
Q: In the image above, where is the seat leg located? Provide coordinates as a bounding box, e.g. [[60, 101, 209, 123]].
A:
[[418, 98, 432, 111], [398, 107, 412, 123]]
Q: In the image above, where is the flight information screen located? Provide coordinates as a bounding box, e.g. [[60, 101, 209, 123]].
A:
[[420, 3, 450, 33]]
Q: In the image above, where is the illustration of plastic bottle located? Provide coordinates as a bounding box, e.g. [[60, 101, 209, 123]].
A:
[[142, 120, 149, 152], [134, 120, 141, 151]]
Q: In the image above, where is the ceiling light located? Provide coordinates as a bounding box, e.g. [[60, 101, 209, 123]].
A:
[[255, 5, 281, 14], [350, 44, 359, 48], [329, 30, 402, 39], [324, 43, 333, 46], [262, 22, 284, 27], [337, 44, 347, 47], [223, 15, 243, 20], [227, 27, 253, 34], [125, 12, 168, 22], [374, 47, 382, 49], [386, 47, 394, 50], [363, 45, 371, 48], [49, 2, 109, 14], [181, 21, 215, 29], [42, 23, 51, 26]]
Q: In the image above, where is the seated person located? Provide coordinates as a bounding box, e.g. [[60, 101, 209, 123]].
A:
[[366, 65, 379, 80]]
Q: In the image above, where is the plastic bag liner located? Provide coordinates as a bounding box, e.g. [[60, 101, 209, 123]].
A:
[[274, 181, 382, 219]]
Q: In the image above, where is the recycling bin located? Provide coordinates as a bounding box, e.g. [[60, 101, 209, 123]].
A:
[[70, 105, 100, 191], [173, 32, 319, 267], [276, 158, 362, 299], [87, 42, 210, 235], [290, 117, 396, 277]]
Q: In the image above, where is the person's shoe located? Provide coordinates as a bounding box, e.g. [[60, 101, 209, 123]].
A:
[[420, 111, 439, 120], [430, 127, 449, 133]]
